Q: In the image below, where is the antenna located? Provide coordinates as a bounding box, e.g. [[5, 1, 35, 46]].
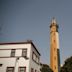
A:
[[51, 17, 57, 24], [0, 22, 3, 35]]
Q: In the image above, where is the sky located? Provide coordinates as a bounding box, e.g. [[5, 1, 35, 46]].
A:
[[0, 0, 72, 65]]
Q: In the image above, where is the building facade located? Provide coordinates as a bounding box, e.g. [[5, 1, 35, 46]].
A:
[[0, 41, 41, 72], [50, 18, 60, 72]]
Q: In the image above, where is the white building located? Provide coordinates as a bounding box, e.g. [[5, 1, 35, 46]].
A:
[[0, 41, 41, 72]]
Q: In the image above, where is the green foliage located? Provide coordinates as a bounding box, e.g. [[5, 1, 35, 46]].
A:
[[60, 56, 72, 72], [40, 64, 53, 72]]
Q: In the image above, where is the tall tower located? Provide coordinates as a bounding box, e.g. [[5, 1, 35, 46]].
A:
[[50, 18, 60, 72]]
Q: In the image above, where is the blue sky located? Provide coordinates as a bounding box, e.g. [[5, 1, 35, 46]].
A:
[[0, 0, 72, 65]]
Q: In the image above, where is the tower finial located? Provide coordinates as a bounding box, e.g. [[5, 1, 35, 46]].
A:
[[51, 17, 57, 24]]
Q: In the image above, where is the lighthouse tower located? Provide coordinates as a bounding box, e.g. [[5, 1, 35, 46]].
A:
[[50, 18, 60, 72]]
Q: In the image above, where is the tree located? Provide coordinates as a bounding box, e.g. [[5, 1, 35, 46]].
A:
[[60, 56, 72, 72], [40, 64, 53, 72]]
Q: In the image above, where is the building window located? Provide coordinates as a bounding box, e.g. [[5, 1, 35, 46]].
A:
[[35, 70, 37, 72], [32, 52, 39, 64], [11, 49, 15, 57], [31, 68, 34, 72], [32, 52, 37, 62], [6, 67, 14, 72], [22, 49, 27, 57], [0, 64, 3, 67], [19, 67, 26, 72], [32, 52, 36, 61]]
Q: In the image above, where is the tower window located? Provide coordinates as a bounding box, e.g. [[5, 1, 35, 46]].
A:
[[54, 48, 56, 51], [54, 56, 56, 60], [11, 49, 15, 57], [54, 33, 55, 35], [55, 66, 56, 69], [54, 40, 55, 42]]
